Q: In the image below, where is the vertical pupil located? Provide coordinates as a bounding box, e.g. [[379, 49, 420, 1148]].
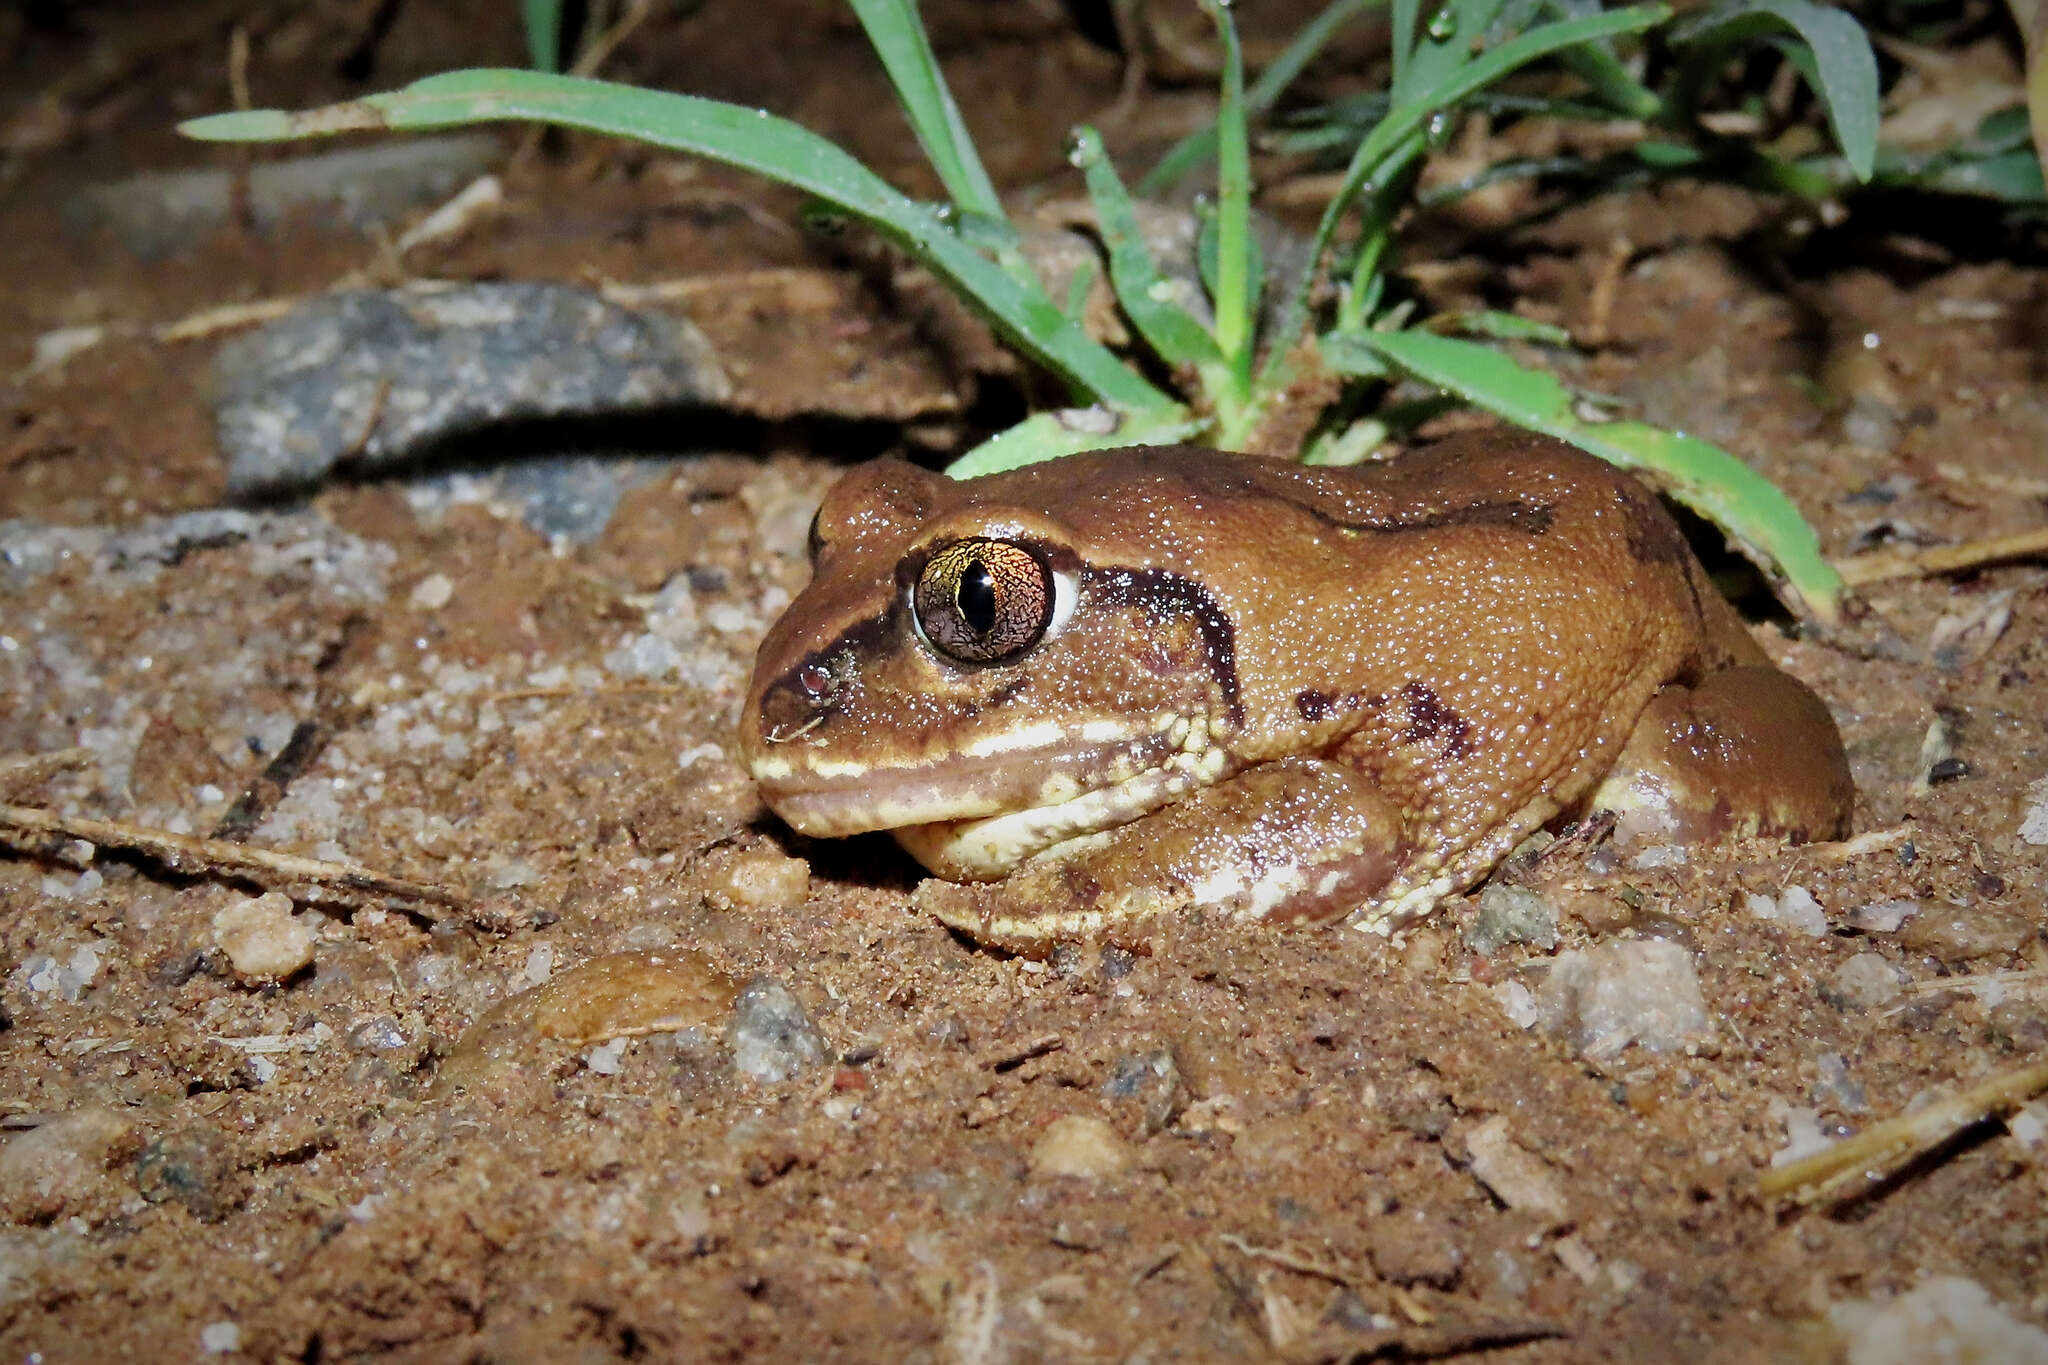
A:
[[957, 560, 998, 635]]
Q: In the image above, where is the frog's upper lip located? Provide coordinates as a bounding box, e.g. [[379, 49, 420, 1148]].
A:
[[749, 731, 1178, 838]]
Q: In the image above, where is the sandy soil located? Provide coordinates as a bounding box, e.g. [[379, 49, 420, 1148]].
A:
[[2, 3, 2045, 1361]]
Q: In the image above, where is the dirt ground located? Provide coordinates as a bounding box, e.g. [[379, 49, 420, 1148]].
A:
[[2, 2, 2047, 1361]]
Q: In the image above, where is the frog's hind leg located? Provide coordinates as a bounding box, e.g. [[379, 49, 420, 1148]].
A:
[[1590, 665, 1854, 849]]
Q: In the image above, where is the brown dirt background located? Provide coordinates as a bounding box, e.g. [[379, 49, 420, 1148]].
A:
[[1, 2, 2045, 1361]]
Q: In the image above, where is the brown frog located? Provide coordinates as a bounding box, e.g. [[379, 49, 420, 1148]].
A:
[[738, 431, 1853, 953]]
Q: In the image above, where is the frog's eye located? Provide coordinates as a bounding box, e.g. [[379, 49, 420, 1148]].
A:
[[912, 538, 1055, 665]]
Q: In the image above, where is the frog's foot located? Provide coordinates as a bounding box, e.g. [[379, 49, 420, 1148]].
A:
[[1344, 792, 1563, 935], [913, 757, 1407, 956], [1591, 664, 1853, 849]]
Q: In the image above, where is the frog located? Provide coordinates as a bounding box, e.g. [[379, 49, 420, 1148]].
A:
[[737, 430, 1854, 954]]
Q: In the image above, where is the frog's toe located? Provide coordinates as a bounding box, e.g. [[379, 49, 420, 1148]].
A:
[[1593, 665, 1853, 848]]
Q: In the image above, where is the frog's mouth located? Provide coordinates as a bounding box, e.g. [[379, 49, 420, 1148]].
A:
[[750, 721, 1236, 878]]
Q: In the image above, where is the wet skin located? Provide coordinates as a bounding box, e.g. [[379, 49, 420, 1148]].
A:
[[738, 431, 1854, 954]]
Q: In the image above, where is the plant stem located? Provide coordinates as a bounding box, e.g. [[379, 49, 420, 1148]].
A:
[[1205, 0, 1256, 404]]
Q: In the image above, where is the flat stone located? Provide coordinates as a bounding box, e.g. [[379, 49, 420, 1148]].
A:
[[212, 283, 730, 494]]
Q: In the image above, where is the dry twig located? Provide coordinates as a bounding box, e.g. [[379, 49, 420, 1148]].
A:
[[0, 748, 95, 801], [1759, 1055, 2048, 1205], [1836, 527, 2048, 586], [0, 803, 468, 914], [1217, 1233, 1358, 1287]]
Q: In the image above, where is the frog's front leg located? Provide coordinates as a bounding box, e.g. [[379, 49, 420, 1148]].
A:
[[913, 758, 1409, 956], [1592, 665, 1855, 848]]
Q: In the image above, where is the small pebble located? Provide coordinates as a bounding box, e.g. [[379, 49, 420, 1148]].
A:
[[200, 1321, 241, 1355], [1402, 927, 1447, 978], [0, 1106, 141, 1225], [1829, 1277, 2048, 1365], [135, 1126, 240, 1223], [1461, 1116, 1569, 1228], [705, 845, 811, 910], [2009, 1100, 2048, 1151], [1369, 1208, 1463, 1289], [1847, 899, 1918, 933], [1898, 904, 2032, 965], [1822, 953, 1906, 1012], [585, 1038, 629, 1076], [1102, 1050, 1184, 1134], [1536, 939, 1711, 1059], [1747, 886, 1829, 937], [1812, 1051, 1869, 1115], [727, 979, 826, 1083], [1489, 980, 1540, 1029], [2019, 777, 2048, 846], [211, 892, 318, 984], [1630, 844, 1688, 870], [1465, 884, 1559, 957], [407, 573, 453, 610], [1028, 1115, 1131, 1180]]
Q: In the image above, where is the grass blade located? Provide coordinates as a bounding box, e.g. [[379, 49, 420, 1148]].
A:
[[846, 0, 1006, 219], [523, 0, 563, 73], [944, 408, 1206, 479], [182, 70, 1173, 416], [1203, 0, 1256, 394], [1266, 2, 1671, 387], [1138, 0, 1380, 195], [1070, 127, 1224, 369], [1671, 0, 1879, 179], [1325, 328, 1843, 624]]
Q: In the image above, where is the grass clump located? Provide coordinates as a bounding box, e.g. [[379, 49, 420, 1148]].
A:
[[186, 0, 1896, 623]]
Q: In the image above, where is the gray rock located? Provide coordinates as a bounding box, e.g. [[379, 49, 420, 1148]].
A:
[[212, 283, 730, 494], [135, 1127, 240, 1223], [1102, 1049, 1184, 1134], [726, 979, 826, 1083], [496, 454, 665, 543], [64, 135, 503, 259], [1465, 883, 1560, 956], [2, 509, 392, 599], [1811, 1051, 1869, 1115]]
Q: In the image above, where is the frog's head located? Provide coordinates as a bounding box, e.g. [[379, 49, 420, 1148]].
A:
[[738, 454, 1243, 880]]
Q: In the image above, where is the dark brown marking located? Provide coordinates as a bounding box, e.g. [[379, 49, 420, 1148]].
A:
[[1617, 484, 1689, 566], [760, 610, 895, 733], [985, 675, 1031, 709], [1399, 681, 1472, 760], [1295, 689, 1338, 722], [1086, 566, 1243, 728], [1279, 493, 1557, 540], [1617, 483, 1709, 624]]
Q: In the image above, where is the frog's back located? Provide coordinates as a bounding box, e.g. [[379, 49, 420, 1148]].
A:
[[1129, 432, 1756, 857]]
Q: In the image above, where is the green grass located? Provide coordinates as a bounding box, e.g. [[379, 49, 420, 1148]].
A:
[[183, 0, 1895, 625]]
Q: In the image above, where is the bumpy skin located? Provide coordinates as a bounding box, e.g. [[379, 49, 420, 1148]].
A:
[[739, 432, 1854, 954]]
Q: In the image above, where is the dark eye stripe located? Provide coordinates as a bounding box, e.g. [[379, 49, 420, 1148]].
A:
[[913, 538, 1053, 665]]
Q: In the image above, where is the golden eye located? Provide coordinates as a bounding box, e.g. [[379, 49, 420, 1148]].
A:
[[913, 538, 1054, 665]]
